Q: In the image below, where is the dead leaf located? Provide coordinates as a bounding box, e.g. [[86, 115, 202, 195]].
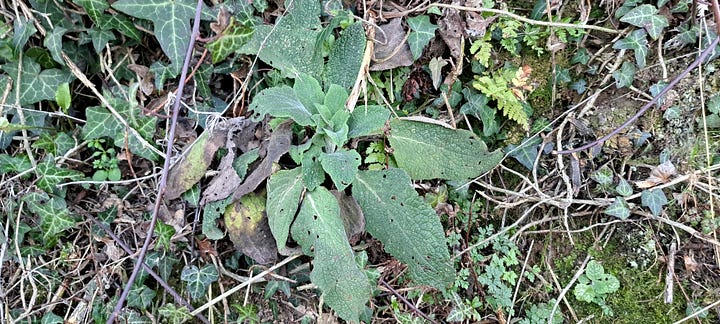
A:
[[225, 191, 277, 264], [370, 18, 414, 71], [165, 129, 226, 201], [683, 254, 699, 273], [201, 118, 259, 204], [636, 160, 676, 189], [428, 57, 448, 90], [401, 68, 433, 101], [438, 4, 464, 59], [196, 238, 218, 261], [510, 65, 534, 101], [231, 121, 293, 201], [465, 11, 496, 38]]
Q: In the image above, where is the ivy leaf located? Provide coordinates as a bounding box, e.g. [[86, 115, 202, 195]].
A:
[[461, 88, 499, 137], [22, 191, 76, 247], [290, 187, 372, 322], [571, 48, 590, 65], [112, 0, 208, 72], [35, 159, 83, 194], [87, 28, 116, 52], [320, 149, 361, 191], [206, 17, 254, 63], [0, 153, 32, 175], [604, 198, 630, 220], [267, 168, 304, 250], [641, 189, 668, 216], [127, 284, 156, 310], [407, 15, 438, 60], [44, 27, 68, 66], [387, 119, 503, 180], [613, 29, 649, 68], [13, 17, 37, 54], [619, 4, 669, 40], [353, 168, 455, 290], [202, 197, 231, 240], [707, 94, 720, 114], [615, 178, 633, 196], [3, 56, 75, 105], [506, 137, 542, 170], [613, 61, 636, 89], [249, 86, 315, 126], [181, 265, 219, 300]]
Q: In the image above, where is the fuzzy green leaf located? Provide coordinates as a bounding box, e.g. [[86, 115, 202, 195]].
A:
[[249, 86, 315, 126], [112, 0, 208, 72], [641, 189, 667, 216], [574, 281, 595, 303], [347, 105, 390, 138], [619, 4, 668, 40], [407, 15, 438, 60], [353, 168, 455, 290], [290, 187, 372, 322], [326, 22, 366, 89], [387, 119, 503, 180], [206, 18, 254, 63], [239, 0, 322, 78], [613, 29, 649, 68], [181, 265, 219, 300], [267, 167, 304, 250], [320, 149, 361, 191], [3, 56, 74, 105], [613, 61, 636, 89]]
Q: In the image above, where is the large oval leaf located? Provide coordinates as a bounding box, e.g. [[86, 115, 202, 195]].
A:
[[388, 119, 502, 180]]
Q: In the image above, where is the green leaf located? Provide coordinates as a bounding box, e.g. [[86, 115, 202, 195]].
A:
[[0, 153, 32, 175], [506, 137, 542, 170], [407, 15, 438, 60], [3, 56, 75, 105], [585, 260, 605, 280], [294, 74, 324, 113], [22, 191, 76, 247], [591, 166, 613, 186], [574, 282, 596, 303], [387, 119, 503, 180], [326, 22, 366, 89], [41, 313, 63, 324], [203, 197, 232, 240], [112, 0, 206, 72], [707, 94, 720, 114], [181, 265, 219, 300], [13, 17, 37, 54], [320, 149, 361, 191], [158, 304, 192, 324], [571, 48, 590, 65], [249, 86, 315, 126], [154, 220, 175, 250], [207, 17, 254, 63], [127, 284, 156, 310], [87, 28, 116, 52], [55, 82, 71, 111], [641, 189, 667, 216], [35, 159, 83, 194], [239, 0, 322, 78], [267, 167, 304, 250], [619, 4, 668, 40], [461, 88, 498, 137], [347, 105, 390, 138], [353, 168, 455, 290], [615, 178, 633, 197], [43, 27, 68, 66], [290, 187, 372, 322], [613, 61, 636, 89], [613, 29, 649, 68]]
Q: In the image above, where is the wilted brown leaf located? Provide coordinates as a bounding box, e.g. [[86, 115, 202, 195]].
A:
[[165, 129, 226, 201], [636, 160, 676, 189], [370, 18, 414, 71], [225, 191, 277, 264]]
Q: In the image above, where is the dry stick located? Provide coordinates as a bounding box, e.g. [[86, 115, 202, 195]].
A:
[[86, 215, 210, 324], [665, 242, 677, 304], [556, 35, 720, 154], [106, 1, 204, 323], [379, 279, 438, 324], [549, 255, 591, 322]]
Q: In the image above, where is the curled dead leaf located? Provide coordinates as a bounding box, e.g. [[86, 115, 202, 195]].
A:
[[636, 160, 676, 189]]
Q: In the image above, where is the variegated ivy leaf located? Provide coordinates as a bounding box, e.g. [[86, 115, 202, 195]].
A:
[[127, 285, 156, 310], [112, 0, 212, 72], [613, 29, 649, 68], [181, 265, 219, 300], [619, 4, 668, 40], [22, 191, 76, 247], [207, 17, 254, 63], [407, 15, 438, 60], [613, 61, 636, 89], [604, 198, 630, 220], [74, 0, 143, 42], [641, 189, 667, 216], [3, 56, 74, 105], [35, 159, 83, 194]]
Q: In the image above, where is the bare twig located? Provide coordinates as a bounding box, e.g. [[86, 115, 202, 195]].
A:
[[106, 1, 204, 322], [379, 279, 438, 324], [665, 242, 676, 304]]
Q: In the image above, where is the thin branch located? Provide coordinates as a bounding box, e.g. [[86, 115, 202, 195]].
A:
[[106, 1, 204, 322]]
